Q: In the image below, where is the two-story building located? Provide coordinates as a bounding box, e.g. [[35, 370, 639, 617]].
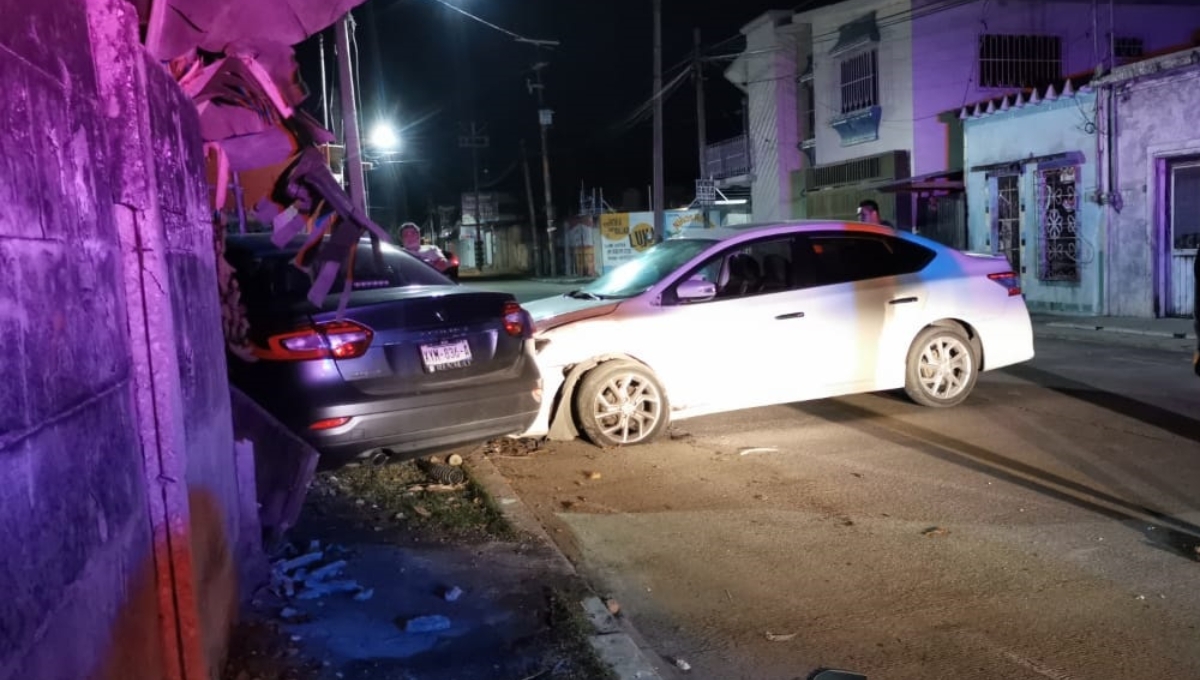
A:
[[715, 0, 1200, 251]]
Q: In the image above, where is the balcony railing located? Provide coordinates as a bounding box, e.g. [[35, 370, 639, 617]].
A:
[[704, 134, 752, 180]]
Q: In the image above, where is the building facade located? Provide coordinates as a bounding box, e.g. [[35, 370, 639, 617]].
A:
[[1097, 48, 1200, 318], [962, 82, 1102, 314], [716, 0, 1200, 250]]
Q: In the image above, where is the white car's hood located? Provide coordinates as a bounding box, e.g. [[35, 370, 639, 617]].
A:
[[524, 294, 622, 332]]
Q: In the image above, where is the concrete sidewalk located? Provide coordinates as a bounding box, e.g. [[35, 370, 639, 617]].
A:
[[1032, 314, 1196, 341]]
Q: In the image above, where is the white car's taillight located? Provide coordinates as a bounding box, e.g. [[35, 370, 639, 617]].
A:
[[987, 271, 1022, 297]]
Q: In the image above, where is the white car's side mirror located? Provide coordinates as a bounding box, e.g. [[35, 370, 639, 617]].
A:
[[676, 278, 717, 302]]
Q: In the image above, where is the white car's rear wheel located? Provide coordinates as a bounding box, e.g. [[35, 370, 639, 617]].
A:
[[904, 325, 979, 408], [574, 362, 669, 448]]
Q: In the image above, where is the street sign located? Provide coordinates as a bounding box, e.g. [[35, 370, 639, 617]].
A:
[[696, 178, 716, 205], [461, 192, 500, 224], [538, 109, 554, 126]]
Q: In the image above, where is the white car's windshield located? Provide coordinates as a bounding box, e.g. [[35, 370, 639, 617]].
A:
[[579, 238, 717, 299]]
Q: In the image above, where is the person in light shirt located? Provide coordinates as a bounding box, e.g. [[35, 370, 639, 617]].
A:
[[398, 222, 451, 273]]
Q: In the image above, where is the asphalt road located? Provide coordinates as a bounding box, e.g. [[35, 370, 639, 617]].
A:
[[486, 325, 1200, 679]]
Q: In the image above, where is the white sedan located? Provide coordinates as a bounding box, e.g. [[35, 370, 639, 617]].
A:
[[520, 221, 1034, 448]]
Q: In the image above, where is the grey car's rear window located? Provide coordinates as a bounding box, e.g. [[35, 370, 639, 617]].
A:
[[233, 242, 449, 304]]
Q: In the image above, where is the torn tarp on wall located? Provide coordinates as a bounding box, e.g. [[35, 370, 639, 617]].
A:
[[135, 0, 387, 356]]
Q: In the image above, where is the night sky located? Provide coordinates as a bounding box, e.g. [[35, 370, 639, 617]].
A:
[[295, 0, 820, 222]]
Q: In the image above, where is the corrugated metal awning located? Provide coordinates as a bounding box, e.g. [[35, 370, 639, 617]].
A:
[[830, 12, 880, 56]]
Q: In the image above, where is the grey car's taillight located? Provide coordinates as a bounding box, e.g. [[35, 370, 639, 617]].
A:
[[254, 320, 374, 361]]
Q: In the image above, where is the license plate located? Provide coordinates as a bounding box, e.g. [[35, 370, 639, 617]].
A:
[[420, 339, 473, 372]]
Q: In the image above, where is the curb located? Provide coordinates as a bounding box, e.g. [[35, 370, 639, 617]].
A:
[[1042, 321, 1196, 341], [465, 452, 668, 680]]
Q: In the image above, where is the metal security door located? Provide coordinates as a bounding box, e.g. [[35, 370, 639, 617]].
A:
[[994, 175, 1022, 276], [1168, 161, 1199, 317]]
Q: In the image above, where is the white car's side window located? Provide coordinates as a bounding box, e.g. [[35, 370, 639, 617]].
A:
[[672, 236, 801, 304]]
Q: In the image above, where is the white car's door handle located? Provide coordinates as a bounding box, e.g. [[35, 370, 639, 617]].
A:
[[889, 296, 918, 305], [775, 311, 806, 320]]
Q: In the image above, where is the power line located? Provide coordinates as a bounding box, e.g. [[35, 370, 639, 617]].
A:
[[424, 0, 550, 45]]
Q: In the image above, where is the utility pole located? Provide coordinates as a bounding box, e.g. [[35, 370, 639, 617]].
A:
[[529, 60, 559, 277], [319, 33, 330, 130], [521, 139, 542, 276], [458, 122, 489, 273], [693, 27, 708, 181], [652, 0, 665, 242], [335, 13, 367, 218]]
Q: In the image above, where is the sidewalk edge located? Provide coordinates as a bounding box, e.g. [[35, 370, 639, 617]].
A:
[[465, 452, 668, 680]]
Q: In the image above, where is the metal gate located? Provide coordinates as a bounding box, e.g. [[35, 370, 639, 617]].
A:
[[994, 174, 1022, 277]]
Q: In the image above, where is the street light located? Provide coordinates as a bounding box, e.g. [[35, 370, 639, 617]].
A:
[[369, 122, 401, 152]]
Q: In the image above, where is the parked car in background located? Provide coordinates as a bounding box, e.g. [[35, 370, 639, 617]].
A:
[[519, 221, 1034, 447], [224, 234, 541, 468]]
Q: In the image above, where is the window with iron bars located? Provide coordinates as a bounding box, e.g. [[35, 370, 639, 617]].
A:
[[839, 49, 878, 115], [978, 34, 1062, 89], [1038, 165, 1080, 282], [1114, 37, 1144, 60]]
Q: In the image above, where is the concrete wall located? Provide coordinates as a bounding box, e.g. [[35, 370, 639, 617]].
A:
[[733, 11, 803, 222], [913, 0, 1200, 177], [798, 0, 914, 169], [0, 0, 251, 677], [1107, 61, 1200, 318], [964, 90, 1103, 314]]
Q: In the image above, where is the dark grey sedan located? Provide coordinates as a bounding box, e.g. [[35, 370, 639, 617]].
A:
[[224, 234, 542, 469]]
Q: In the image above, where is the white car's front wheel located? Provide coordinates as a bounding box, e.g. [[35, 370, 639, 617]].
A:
[[904, 325, 979, 408], [574, 361, 670, 448]]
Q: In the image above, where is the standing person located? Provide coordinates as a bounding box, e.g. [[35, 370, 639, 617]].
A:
[[857, 199, 894, 228], [399, 222, 451, 273]]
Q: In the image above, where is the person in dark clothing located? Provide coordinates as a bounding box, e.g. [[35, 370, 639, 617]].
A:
[[857, 199, 894, 228]]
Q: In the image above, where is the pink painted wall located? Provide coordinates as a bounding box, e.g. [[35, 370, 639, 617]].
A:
[[911, 0, 1200, 176]]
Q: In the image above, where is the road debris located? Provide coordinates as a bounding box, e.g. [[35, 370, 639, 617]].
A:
[[739, 447, 779, 456], [585, 470, 603, 480], [413, 505, 432, 518], [447, 453, 464, 466], [401, 614, 453, 633], [921, 526, 950, 537], [443, 586, 464, 602], [765, 632, 797, 642], [483, 437, 544, 457], [269, 540, 372, 603], [672, 657, 692, 672]]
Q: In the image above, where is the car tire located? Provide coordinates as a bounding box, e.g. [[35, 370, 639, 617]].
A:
[[574, 361, 670, 448], [903, 325, 979, 408]]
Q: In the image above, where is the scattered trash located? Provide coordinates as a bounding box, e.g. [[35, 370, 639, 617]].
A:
[[765, 632, 797, 642], [668, 428, 692, 440], [754, 494, 767, 501], [402, 615, 452, 633], [418, 458, 467, 486], [851, 472, 863, 478], [394, 512, 405, 520], [443, 586, 464, 602], [279, 607, 301, 620], [483, 437, 543, 457], [447, 453, 464, 466], [672, 657, 692, 672], [605, 598, 621, 615], [921, 526, 950, 537], [354, 498, 366, 506], [1136, 594, 1146, 600], [413, 505, 432, 518], [739, 447, 779, 456], [354, 588, 375, 602], [585, 471, 603, 481]]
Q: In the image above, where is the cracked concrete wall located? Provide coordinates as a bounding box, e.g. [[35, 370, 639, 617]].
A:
[[0, 0, 251, 678]]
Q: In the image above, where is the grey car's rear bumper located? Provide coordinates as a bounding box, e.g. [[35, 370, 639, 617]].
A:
[[307, 378, 542, 467]]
